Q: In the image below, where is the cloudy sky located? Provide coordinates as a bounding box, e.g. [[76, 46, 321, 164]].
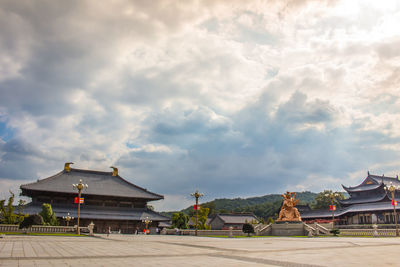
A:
[[1, 0, 400, 211]]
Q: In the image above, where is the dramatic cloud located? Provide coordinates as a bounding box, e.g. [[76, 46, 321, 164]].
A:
[[1, 0, 400, 210]]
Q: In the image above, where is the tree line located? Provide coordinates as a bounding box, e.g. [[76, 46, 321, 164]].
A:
[[0, 191, 60, 229]]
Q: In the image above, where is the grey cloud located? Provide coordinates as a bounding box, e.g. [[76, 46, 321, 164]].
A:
[[0, 138, 45, 179], [111, 90, 390, 199], [275, 91, 336, 125]]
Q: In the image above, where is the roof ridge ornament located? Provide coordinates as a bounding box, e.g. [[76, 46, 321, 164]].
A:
[[110, 166, 118, 176], [64, 162, 74, 172]]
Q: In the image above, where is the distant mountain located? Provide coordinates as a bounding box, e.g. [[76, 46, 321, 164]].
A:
[[161, 191, 317, 220]]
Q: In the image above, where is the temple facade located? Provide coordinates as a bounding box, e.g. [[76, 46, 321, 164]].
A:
[[20, 163, 169, 233], [302, 172, 400, 224]]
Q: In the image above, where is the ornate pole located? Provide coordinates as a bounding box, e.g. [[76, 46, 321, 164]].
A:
[[384, 182, 399, 236], [190, 190, 203, 236], [62, 212, 74, 226], [73, 179, 88, 235], [142, 216, 152, 234], [325, 192, 340, 229]]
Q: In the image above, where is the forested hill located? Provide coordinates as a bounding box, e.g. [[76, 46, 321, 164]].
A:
[[203, 191, 317, 211], [162, 191, 317, 219]]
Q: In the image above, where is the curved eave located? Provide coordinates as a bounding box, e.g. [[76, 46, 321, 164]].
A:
[[339, 194, 388, 205], [342, 183, 383, 193], [20, 187, 163, 201]]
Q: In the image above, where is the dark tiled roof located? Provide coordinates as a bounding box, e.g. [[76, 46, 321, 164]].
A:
[[369, 175, 400, 186], [213, 213, 258, 224], [339, 193, 387, 205], [24, 203, 169, 221], [20, 168, 163, 200], [342, 184, 382, 192], [343, 174, 400, 193]]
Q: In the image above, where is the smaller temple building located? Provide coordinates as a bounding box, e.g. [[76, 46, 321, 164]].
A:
[[209, 213, 258, 230], [20, 163, 169, 233], [302, 172, 400, 224]]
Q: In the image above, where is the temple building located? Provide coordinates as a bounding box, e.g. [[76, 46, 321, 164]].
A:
[[20, 163, 169, 233], [208, 213, 259, 230], [302, 172, 400, 224]]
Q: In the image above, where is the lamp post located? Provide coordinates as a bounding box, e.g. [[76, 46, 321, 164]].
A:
[[62, 212, 74, 226], [142, 216, 152, 234], [384, 182, 400, 237], [325, 192, 340, 229], [72, 179, 88, 235], [190, 190, 203, 236]]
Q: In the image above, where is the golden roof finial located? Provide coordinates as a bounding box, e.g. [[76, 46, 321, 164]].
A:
[[110, 166, 118, 176], [64, 162, 74, 172]]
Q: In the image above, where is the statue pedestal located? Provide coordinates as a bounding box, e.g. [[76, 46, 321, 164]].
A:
[[271, 222, 306, 236]]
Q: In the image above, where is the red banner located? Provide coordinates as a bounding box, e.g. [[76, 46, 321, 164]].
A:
[[74, 197, 84, 204], [330, 205, 336, 211], [392, 200, 397, 206], [193, 205, 200, 210]]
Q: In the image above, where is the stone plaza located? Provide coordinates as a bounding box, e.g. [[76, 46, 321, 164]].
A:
[[1, 235, 400, 266]]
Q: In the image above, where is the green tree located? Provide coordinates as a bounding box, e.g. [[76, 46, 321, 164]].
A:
[[242, 223, 255, 237], [39, 203, 59, 226], [200, 202, 216, 216], [198, 207, 210, 230], [16, 200, 27, 224], [171, 212, 189, 229], [0, 191, 17, 224], [312, 190, 345, 210]]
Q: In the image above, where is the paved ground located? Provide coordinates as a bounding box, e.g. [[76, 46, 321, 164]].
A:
[[1, 234, 400, 266]]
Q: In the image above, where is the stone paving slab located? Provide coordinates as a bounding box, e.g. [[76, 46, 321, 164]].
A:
[[1, 235, 400, 266]]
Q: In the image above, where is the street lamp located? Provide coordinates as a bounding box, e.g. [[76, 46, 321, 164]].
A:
[[325, 192, 341, 229], [142, 216, 152, 234], [72, 179, 88, 235], [62, 212, 74, 226], [384, 182, 400, 237], [190, 190, 203, 236]]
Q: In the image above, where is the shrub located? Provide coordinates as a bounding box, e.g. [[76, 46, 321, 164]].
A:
[[242, 223, 255, 236], [19, 214, 44, 229], [330, 228, 340, 236]]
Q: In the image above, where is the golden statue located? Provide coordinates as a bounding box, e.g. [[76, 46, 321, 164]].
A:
[[277, 191, 302, 222]]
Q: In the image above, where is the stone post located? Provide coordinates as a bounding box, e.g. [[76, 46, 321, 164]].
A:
[[373, 224, 378, 238], [228, 226, 233, 238], [88, 222, 95, 236], [307, 228, 313, 237]]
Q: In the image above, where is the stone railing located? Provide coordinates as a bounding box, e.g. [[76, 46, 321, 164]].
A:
[[304, 223, 315, 236], [0, 224, 19, 232], [338, 224, 400, 229], [180, 229, 246, 236], [313, 223, 330, 235], [255, 223, 272, 235], [339, 228, 397, 237], [0, 224, 77, 233], [161, 228, 245, 236]]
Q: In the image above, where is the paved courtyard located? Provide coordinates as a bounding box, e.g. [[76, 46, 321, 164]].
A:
[[1, 234, 400, 266]]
